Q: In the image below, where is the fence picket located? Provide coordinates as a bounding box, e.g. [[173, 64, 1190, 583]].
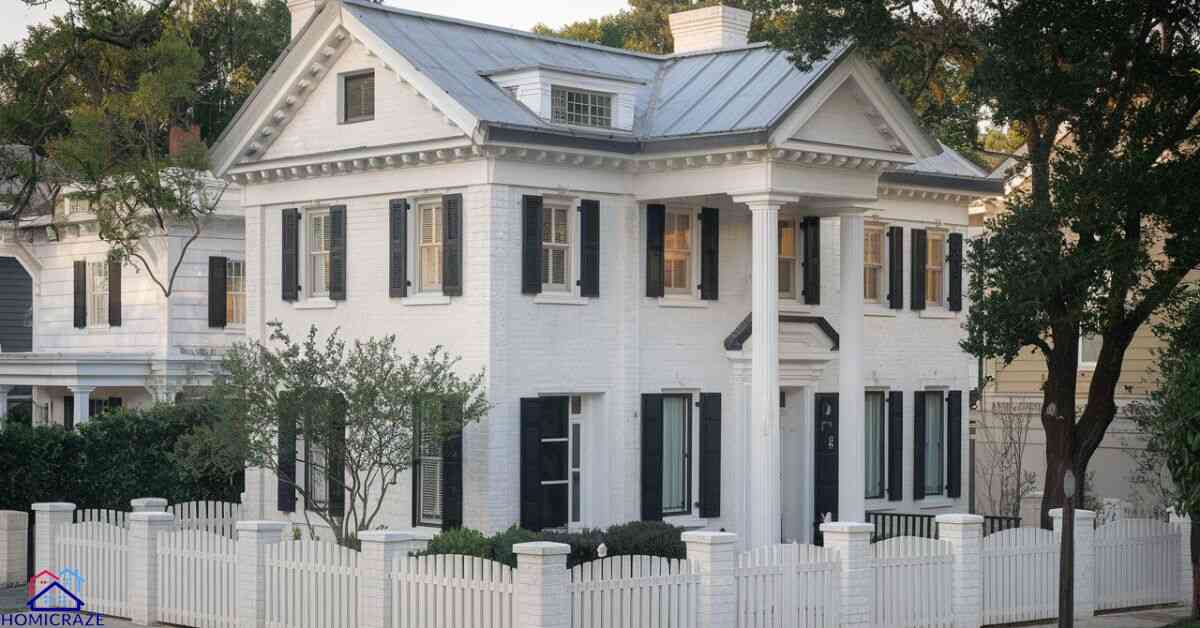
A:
[[1095, 519, 1180, 610]]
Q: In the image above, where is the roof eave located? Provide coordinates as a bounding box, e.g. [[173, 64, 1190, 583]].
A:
[[879, 170, 1005, 194]]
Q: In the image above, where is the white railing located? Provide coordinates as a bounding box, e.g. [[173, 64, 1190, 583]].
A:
[[390, 553, 516, 628], [74, 508, 128, 527], [1095, 518, 1181, 610], [157, 529, 238, 628], [171, 500, 241, 538], [55, 522, 129, 618], [568, 555, 701, 628], [264, 539, 360, 628], [735, 543, 840, 628], [871, 537, 955, 628], [981, 527, 1060, 625]]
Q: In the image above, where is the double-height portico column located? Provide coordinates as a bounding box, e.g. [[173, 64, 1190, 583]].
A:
[[734, 192, 798, 548], [69, 385, 94, 427], [838, 212, 867, 523], [0, 386, 11, 424]]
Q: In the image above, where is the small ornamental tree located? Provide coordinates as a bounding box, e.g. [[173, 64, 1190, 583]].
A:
[[211, 323, 488, 547]]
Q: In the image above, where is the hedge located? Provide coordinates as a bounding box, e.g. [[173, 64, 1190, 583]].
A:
[[421, 521, 687, 568]]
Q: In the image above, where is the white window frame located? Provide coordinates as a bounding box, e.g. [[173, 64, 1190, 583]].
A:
[[926, 230, 947, 307], [1079, 332, 1103, 370], [568, 395, 584, 527], [306, 209, 332, 299], [550, 85, 613, 129], [87, 260, 109, 329], [415, 200, 444, 294], [226, 259, 246, 327], [865, 390, 887, 500], [663, 207, 698, 298], [864, 223, 886, 304], [542, 204, 572, 293], [923, 390, 947, 497], [339, 70, 375, 124], [414, 402, 444, 528], [660, 393, 694, 517], [779, 218, 799, 300]]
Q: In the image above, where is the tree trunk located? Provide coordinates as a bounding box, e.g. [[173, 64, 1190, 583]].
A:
[[1039, 333, 1080, 529]]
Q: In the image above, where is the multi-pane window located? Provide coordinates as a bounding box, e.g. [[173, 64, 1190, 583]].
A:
[[661, 395, 691, 515], [664, 210, 692, 294], [865, 392, 885, 498], [926, 231, 946, 306], [419, 203, 443, 292], [569, 396, 583, 525], [924, 392, 945, 496], [1080, 333, 1103, 368], [551, 86, 612, 128], [308, 212, 331, 297], [343, 72, 375, 123], [864, 225, 884, 302], [305, 440, 328, 510], [415, 401, 444, 527], [88, 261, 109, 327], [226, 260, 246, 326], [779, 219, 797, 298], [543, 207, 570, 291]]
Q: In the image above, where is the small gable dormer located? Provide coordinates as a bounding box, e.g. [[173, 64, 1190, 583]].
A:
[[482, 66, 642, 133]]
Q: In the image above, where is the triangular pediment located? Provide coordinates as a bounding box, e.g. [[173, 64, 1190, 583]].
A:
[[791, 80, 909, 154]]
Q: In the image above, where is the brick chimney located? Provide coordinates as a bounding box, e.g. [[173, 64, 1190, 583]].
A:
[[288, 0, 326, 39], [668, 5, 752, 54], [168, 124, 202, 157]]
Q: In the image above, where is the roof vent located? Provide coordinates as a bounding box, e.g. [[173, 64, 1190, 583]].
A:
[[668, 5, 752, 54]]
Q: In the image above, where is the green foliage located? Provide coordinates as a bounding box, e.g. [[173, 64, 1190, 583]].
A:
[[539, 528, 606, 568], [423, 521, 685, 569], [602, 521, 686, 560], [423, 527, 494, 559], [489, 525, 540, 568]]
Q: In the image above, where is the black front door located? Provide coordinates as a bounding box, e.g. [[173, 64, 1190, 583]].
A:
[[813, 393, 839, 541]]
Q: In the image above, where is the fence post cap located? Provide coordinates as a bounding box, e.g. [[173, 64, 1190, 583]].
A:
[[236, 520, 290, 533], [819, 521, 874, 534], [358, 530, 415, 543], [394, 527, 438, 541], [513, 541, 571, 556], [681, 530, 738, 545], [129, 511, 174, 523], [934, 514, 984, 525], [1049, 508, 1096, 521], [31, 502, 75, 512], [130, 497, 168, 510]]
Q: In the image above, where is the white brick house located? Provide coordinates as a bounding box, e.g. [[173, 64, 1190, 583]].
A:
[[213, 0, 1003, 545]]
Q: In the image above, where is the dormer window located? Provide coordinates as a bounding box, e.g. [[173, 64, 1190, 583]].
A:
[[551, 86, 612, 129], [341, 71, 375, 123]]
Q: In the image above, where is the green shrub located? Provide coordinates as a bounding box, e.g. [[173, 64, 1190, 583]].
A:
[[422, 521, 687, 568], [490, 525, 540, 567], [423, 527, 493, 559], [540, 528, 605, 568], [603, 521, 686, 560]]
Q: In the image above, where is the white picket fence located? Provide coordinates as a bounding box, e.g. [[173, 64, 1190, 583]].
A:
[[55, 522, 129, 618], [1095, 518, 1181, 611], [871, 537, 955, 628], [170, 500, 241, 538], [74, 508, 128, 527], [264, 539, 360, 628], [981, 527, 1060, 625], [157, 529, 239, 628], [390, 554, 516, 628], [735, 544, 840, 628], [567, 555, 701, 628]]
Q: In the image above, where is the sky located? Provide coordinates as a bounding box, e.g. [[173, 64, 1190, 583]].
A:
[[0, 0, 632, 48]]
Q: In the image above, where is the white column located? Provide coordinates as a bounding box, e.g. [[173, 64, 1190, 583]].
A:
[[513, 542, 571, 628], [0, 385, 11, 424], [359, 531, 414, 628], [236, 520, 288, 628], [838, 213, 866, 523], [937, 514, 984, 628], [820, 521, 874, 627], [128, 511, 175, 625], [683, 531, 738, 628], [1052, 508, 1097, 618], [31, 502, 75, 581], [0, 510, 29, 587], [69, 386, 94, 426]]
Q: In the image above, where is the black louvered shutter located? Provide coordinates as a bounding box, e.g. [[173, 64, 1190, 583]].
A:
[[540, 397, 569, 529], [913, 391, 926, 500], [389, 199, 409, 298], [698, 393, 721, 518], [441, 400, 464, 530], [888, 226, 904, 309], [282, 208, 300, 302], [208, 257, 227, 328], [107, 260, 121, 327], [641, 394, 664, 521], [277, 398, 297, 513], [698, 207, 719, 300], [63, 396, 74, 431], [521, 195, 543, 295], [946, 390, 963, 498], [948, 232, 963, 312], [329, 205, 347, 301], [442, 194, 463, 296], [802, 217, 820, 305], [580, 199, 600, 297], [73, 261, 86, 328], [887, 390, 904, 501], [519, 398, 543, 530], [645, 204, 665, 298], [911, 229, 927, 310]]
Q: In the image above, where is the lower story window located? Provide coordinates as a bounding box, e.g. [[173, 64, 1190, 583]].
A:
[[924, 391, 945, 496], [305, 440, 329, 511], [226, 259, 246, 325], [570, 396, 583, 524], [865, 391, 885, 499], [414, 401, 444, 527], [661, 395, 691, 515]]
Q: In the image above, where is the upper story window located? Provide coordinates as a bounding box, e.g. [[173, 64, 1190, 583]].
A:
[[87, 261, 109, 328], [779, 219, 798, 299], [342, 71, 375, 123], [926, 231, 946, 306], [1080, 333, 1103, 369], [419, 201, 444, 292], [664, 209, 693, 295], [226, 259, 246, 326], [543, 206, 570, 291], [864, 224, 885, 303], [308, 210, 332, 298], [551, 86, 612, 129]]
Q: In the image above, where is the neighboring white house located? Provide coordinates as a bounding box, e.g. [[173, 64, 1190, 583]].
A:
[[0, 176, 245, 427], [212, 0, 1003, 546]]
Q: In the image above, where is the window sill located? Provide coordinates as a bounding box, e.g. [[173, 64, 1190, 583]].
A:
[[918, 497, 955, 510], [918, 309, 958, 320], [778, 302, 815, 314], [534, 293, 589, 306], [663, 513, 708, 529], [657, 296, 707, 309], [865, 308, 897, 318], [294, 299, 338, 310], [402, 294, 452, 306]]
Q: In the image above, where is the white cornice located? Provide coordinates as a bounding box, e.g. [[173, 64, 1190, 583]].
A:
[[877, 184, 989, 205]]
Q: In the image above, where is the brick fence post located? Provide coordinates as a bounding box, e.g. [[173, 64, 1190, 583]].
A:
[[0, 511, 28, 587], [31, 502, 75, 579], [937, 514, 984, 628], [1171, 511, 1193, 606], [820, 521, 874, 627], [128, 511, 175, 625], [130, 498, 168, 513], [1051, 508, 1096, 618], [358, 531, 414, 628], [683, 531, 737, 628], [514, 542, 570, 628], [236, 521, 288, 628]]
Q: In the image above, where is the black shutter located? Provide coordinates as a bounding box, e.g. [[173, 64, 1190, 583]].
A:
[[109, 397, 123, 409], [887, 390, 904, 501], [522, 195, 543, 295], [913, 391, 926, 501], [699, 207, 719, 300], [326, 393, 347, 518], [911, 229, 927, 310], [63, 396, 74, 431], [441, 194, 463, 296], [441, 400, 464, 530], [539, 397, 569, 529], [208, 256, 228, 328], [947, 390, 963, 498], [73, 261, 86, 328], [328, 205, 347, 301], [579, 199, 600, 298], [277, 399, 297, 513], [698, 393, 721, 518], [107, 260, 121, 327], [887, 226, 904, 309], [519, 398, 543, 531], [645, 204, 665, 298], [802, 217, 820, 305], [281, 208, 300, 302], [948, 232, 963, 312], [389, 200, 409, 298], [640, 394, 664, 521]]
